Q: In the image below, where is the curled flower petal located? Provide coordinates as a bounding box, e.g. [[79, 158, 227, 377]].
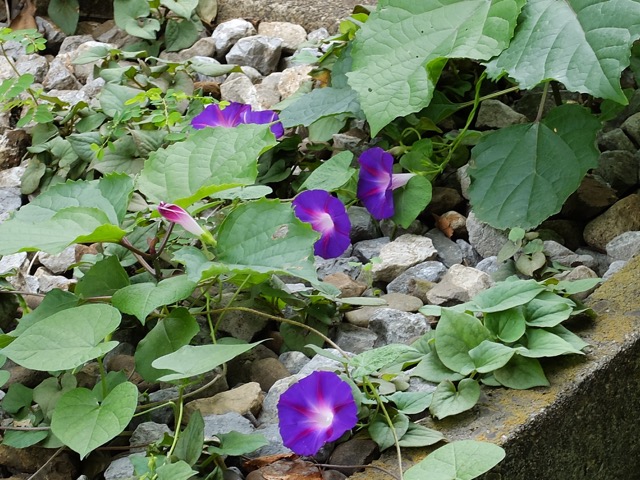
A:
[[357, 148, 417, 220], [357, 147, 394, 219], [191, 102, 284, 137], [292, 190, 351, 259], [278, 371, 358, 456], [191, 102, 249, 129], [158, 202, 215, 245]]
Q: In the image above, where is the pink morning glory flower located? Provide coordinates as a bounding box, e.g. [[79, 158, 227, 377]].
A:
[[277, 371, 358, 456], [357, 147, 415, 220], [191, 101, 284, 137], [292, 190, 351, 259], [157, 202, 214, 244]]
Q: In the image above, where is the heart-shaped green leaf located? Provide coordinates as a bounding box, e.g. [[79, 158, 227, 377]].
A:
[[429, 378, 481, 420]]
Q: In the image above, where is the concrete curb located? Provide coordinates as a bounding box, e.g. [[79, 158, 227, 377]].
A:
[[350, 255, 640, 480]]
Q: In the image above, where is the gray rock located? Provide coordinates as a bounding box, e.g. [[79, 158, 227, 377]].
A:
[[379, 218, 427, 238], [278, 350, 309, 374], [335, 323, 378, 353], [621, 111, 640, 145], [328, 438, 379, 475], [203, 412, 255, 437], [36, 17, 66, 50], [457, 164, 472, 200], [212, 19, 257, 58], [352, 237, 390, 263], [606, 231, 640, 262], [93, 20, 133, 47], [0, 185, 21, 219], [584, 194, 640, 251], [561, 175, 618, 222], [45, 89, 91, 107], [407, 375, 438, 394], [593, 150, 639, 196], [0, 252, 28, 275], [348, 206, 380, 243], [476, 99, 528, 128], [466, 211, 509, 258], [129, 422, 172, 452], [297, 348, 350, 376], [373, 234, 438, 282], [220, 72, 260, 108], [58, 35, 95, 55], [315, 255, 362, 280], [597, 128, 636, 153], [34, 267, 75, 293], [103, 453, 144, 480], [159, 37, 216, 63], [428, 187, 464, 215], [278, 64, 313, 98], [216, 302, 268, 341], [258, 21, 307, 54], [0, 56, 16, 81], [603, 260, 627, 280], [255, 72, 283, 109], [332, 133, 365, 151], [250, 357, 292, 392], [425, 229, 463, 267], [226, 35, 283, 76], [42, 57, 81, 90], [457, 239, 483, 267], [576, 248, 611, 277], [553, 265, 599, 300], [259, 375, 302, 425], [386, 261, 447, 295], [369, 308, 430, 347], [15, 54, 48, 83], [344, 293, 423, 327], [426, 264, 494, 305], [38, 245, 77, 274], [146, 387, 178, 425], [475, 256, 503, 276], [543, 241, 596, 269], [250, 423, 292, 457], [307, 27, 330, 43]]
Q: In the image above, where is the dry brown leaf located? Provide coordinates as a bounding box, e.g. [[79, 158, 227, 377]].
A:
[[261, 458, 323, 480], [243, 453, 297, 471]]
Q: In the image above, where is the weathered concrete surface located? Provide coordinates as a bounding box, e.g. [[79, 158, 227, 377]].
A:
[[351, 255, 640, 480], [216, 0, 374, 33]]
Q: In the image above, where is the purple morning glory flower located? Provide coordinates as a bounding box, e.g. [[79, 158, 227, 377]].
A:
[[277, 371, 358, 456], [157, 202, 214, 244], [191, 101, 284, 137], [292, 190, 351, 259], [357, 147, 415, 220]]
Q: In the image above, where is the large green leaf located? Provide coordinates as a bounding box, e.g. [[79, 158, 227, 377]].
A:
[[493, 353, 549, 389], [429, 378, 481, 419], [0, 174, 133, 255], [471, 279, 545, 313], [468, 104, 601, 229], [348, 0, 525, 135], [523, 291, 574, 327], [111, 275, 197, 324], [1, 304, 120, 371], [298, 151, 355, 192], [51, 382, 138, 458], [47, 0, 79, 35], [404, 440, 505, 480], [435, 309, 492, 375], [485, 0, 640, 104], [165, 17, 202, 52], [153, 342, 261, 381], [137, 124, 276, 204], [214, 199, 319, 283], [469, 340, 515, 373], [519, 328, 585, 357], [391, 175, 432, 229], [279, 87, 362, 128], [134, 308, 200, 382], [397, 423, 444, 448]]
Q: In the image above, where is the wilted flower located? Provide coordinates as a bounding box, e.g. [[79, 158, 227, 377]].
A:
[[277, 371, 358, 456], [157, 202, 214, 244], [357, 147, 415, 220], [292, 190, 351, 259], [191, 101, 284, 137]]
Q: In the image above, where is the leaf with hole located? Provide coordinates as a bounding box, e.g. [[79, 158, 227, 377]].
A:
[[429, 378, 481, 420]]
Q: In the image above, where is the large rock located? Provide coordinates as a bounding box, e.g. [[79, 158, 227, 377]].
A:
[[426, 264, 493, 305], [584, 194, 640, 251], [372, 234, 438, 282], [215, 0, 367, 33]]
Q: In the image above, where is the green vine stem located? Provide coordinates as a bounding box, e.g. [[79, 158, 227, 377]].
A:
[[165, 385, 185, 459]]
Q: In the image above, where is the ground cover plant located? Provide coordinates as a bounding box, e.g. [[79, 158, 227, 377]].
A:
[[0, 0, 637, 478]]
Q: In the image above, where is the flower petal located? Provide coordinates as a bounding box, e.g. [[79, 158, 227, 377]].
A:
[[277, 371, 358, 456], [357, 147, 395, 219], [242, 108, 284, 138], [191, 102, 249, 129], [157, 202, 206, 237], [292, 190, 351, 259]]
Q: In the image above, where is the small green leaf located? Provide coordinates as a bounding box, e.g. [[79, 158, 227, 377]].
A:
[[368, 413, 409, 451], [470, 279, 545, 313], [111, 276, 197, 324], [493, 354, 549, 389], [208, 432, 268, 456], [483, 307, 526, 343], [155, 460, 198, 480], [1, 383, 33, 414], [429, 378, 480, 420], [435, 309, 492, 375], [165, 17, 201, 52], [2, 429, 48, 448], [153, 342, 262, 382], [175, 410, 204, 466], [411, 352, 465, 383], [404, 440, 505, 480], [33, 373, 77, 420], [2, 304, 120, 371], [350, 344, 417, 378], [114, 0, 160, 40], [397, 423, 444, 448], [391, 175, 432, 229], [555, 278, 602, 295], [519, 329, 584, 358], [75, 256, 131, 298], [51, 382, 138, 459], [135, 308, 200, 382], [469, 340, 515, 373], [99, 84, 141, 118], [548, 325, 589, 352], [160, 0, 198, 18], [299, 151, 355, 192], [523, 291, 574, 327], [387, 391, 433, 415]]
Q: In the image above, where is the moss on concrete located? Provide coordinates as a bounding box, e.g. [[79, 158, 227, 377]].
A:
[[350, 255, 640, 480]]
